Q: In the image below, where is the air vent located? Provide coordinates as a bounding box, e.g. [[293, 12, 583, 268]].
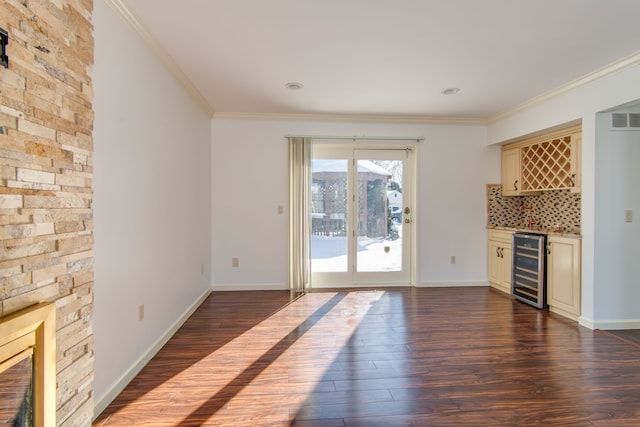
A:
[[612, 113, 628, 128], [611, 112, 640, 129]]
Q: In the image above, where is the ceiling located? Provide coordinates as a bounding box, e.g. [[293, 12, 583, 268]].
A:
[[118, 0, 640, 121]]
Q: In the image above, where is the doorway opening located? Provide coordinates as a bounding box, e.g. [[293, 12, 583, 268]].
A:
[[311, 144, 416, 288]]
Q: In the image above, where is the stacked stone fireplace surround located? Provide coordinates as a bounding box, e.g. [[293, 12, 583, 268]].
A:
[[1, 1, 94, 426]]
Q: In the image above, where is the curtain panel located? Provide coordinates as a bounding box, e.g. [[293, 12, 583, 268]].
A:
[[288, 137, 312, 293]]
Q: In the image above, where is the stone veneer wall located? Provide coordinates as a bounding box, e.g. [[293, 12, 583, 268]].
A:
[[0, 1, 94, 426], [487, 184, 581, 233]]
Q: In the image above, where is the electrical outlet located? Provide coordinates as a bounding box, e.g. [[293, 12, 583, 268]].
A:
[[138, 304, 144, 321], [625, 209, 633, 223], [232, 257, 239, 267], [450, 255, 456, 264]]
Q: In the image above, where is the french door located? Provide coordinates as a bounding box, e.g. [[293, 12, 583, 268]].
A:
[[310, 145, 414, 287]]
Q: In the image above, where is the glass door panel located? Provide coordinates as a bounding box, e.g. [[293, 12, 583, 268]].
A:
[[311, 145, 413, 287], [311, 159, 348, 273], [353, 149, 412, 284], [356, 157, 403, 272]]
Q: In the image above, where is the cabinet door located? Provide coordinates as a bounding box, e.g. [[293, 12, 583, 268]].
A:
[[501, 245, 512, 291], [501, 148, 520, 196], [547, 237, 581, 318], [488, 240, 502, 285], [569, 133, 581, 193]]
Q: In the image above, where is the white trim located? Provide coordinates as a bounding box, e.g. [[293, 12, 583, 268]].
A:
[[213, 111, 486, 125], [416, 280, 490, 288], [211, 283, 288, 291], [93, 288, 212, 419], [489, 50, 640, 123], [579, 316, 595, 330], [103, 0, 214, 117], [588, 319, 640, 331]]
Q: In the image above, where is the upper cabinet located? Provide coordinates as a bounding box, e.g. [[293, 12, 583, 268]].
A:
[[501, 124, 582, 195], [501, 147, 520, 196]]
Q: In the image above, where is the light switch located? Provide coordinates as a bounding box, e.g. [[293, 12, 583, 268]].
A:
[[625, 210, 633, 223]]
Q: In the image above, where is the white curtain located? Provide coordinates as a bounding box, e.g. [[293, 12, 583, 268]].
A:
[[288, 137, 312, 294]]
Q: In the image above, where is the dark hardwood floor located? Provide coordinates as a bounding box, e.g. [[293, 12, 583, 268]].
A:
[[94, 287, 640, 426]]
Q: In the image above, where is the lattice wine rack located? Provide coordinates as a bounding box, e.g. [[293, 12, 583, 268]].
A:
[[520, 135, 574, 191]]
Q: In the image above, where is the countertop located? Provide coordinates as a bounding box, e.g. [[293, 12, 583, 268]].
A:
[[487, 225, 582, 239]]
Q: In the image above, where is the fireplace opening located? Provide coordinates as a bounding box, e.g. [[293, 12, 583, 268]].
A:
[[0, 353, 34, 426], [0, 303, 56, 427]]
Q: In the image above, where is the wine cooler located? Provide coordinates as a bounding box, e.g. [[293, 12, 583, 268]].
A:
[[512, 233, 547, 309]]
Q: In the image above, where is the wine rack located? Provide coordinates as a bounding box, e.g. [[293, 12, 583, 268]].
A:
[[520, 135, 574, 192]]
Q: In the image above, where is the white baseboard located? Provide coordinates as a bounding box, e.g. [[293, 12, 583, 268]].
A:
[[93, 287, 212, 419], [309, 281, 489, 289], [416, 280, 490, 288], [210, 281, 491, 291], [211, 282, 287, 291], [588, 318, 640, 330]]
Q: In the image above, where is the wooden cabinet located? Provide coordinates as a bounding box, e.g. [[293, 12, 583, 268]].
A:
[[501, 124, 581, 195], [488, 229, 513, 294], [569, 133, 582, 192], [501, 147, 520, 196], [547, 235, 581, 320]]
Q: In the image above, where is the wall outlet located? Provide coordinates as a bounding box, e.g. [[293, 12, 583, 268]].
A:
[[625, 209, 633, 223], [138, 304, 144, 321], [232, 257, 239, 267], [450, 255, 456, 264]]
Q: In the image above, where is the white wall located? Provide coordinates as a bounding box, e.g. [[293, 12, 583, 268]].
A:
[[488, 60, 640, 329], [594, 108, 640, 327], [211, 118, 499, 289], [92, 0, 212, 415]]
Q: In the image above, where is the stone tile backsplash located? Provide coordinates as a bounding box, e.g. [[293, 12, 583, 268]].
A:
[[487, 185, 581, 233]]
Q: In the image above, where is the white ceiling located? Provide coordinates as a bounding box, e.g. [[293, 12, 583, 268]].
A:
[[118, 0, 640, 121]]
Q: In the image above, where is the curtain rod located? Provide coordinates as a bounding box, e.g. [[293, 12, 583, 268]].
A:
[[285, 135, 424, 142]]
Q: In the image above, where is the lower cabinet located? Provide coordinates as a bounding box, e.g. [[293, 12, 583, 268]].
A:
[[488, 230, 513, 294], [547, 235, 581, 320]]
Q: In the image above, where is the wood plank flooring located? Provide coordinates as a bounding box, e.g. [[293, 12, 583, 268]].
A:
[[93, 287, 640, 426]]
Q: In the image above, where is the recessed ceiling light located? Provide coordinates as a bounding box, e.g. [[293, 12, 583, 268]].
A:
[[285, 82, 304, 90], [442, 87, 460, 95]]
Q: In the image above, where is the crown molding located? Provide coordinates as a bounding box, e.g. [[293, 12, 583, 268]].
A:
[[104, 0, 215, 117], [488, 50, 640, 124], [212, 111, 487, 125]]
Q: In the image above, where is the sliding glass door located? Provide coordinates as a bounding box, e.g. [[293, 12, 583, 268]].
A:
[[311, 145, 414, 287]]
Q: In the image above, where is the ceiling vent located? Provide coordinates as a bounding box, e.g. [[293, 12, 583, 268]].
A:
[[611, 112, 640, 129]]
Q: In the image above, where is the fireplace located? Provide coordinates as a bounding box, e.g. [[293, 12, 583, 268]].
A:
[[0, 303, 56, 426]]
